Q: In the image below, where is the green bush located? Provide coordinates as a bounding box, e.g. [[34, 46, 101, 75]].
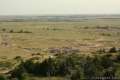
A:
[[10, 51, 120, 80], [11, 62, 27, 80], [9, 29, 14, 33], [0, 75, 7, 80], [2, 28, 6, 32], [109, 47, 117, 53]]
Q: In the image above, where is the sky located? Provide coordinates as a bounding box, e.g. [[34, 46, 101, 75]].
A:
[[0, 0, 119, 15]]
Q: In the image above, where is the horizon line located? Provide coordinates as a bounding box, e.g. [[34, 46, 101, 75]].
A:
[[0, 13, 120, 16]]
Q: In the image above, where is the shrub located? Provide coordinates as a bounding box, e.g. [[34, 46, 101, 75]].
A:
[[101, 55, 114, 69], [14, 56, 23, 62], [23, 31, 32, 33], [9, 51, 120, 79], [97, 48, 106, 54], [9, 29, 14, 33], [11, 62, 27, 80], [0, 75, 7, 80], [109, 47, 117, 53], [115, 64, 120, 78], [18, 30, 23, 33], [2, 28, 6, 32]]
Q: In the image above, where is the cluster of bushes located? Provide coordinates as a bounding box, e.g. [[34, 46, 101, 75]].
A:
[[100, 33, 111, 36], [8, 50, 120, 80], [48, 47, 80, 54], [9, 29, 32, 33], [0, 75, 8, 80], [109, 47, 119, 53], [95, 26, 109, 30], [42, 28, 63, 31], [96, 47, 120, 54], [1, 28, 32, 33], [83, 26, 110, 30], [82, 25, 120, 30]]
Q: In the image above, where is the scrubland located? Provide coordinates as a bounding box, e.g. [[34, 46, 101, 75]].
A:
[[0, 18, 120, 80]]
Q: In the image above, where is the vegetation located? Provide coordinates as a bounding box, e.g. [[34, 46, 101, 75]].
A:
[[0, 18, 120, 80], [0, 75, 7, 80], [5, 49, 120, 80], [109, 47, 117, 53]]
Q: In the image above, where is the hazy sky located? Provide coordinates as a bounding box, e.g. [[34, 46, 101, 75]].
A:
[[0, 0, 119, 15]]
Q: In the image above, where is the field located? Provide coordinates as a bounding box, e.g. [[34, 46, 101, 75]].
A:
[[0, 19, 120, 58], [0, 16, 120, 79]]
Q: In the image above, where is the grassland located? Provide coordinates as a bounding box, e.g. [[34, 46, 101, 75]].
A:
[[0, 19, 120, 58], [0, 17, 120, 80]]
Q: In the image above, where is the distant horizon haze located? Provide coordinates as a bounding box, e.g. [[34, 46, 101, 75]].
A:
[[0, 0, 119, 15]]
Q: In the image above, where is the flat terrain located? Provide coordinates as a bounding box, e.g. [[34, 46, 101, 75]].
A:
[[0, 15, 120, 79], [0, 18, 120, 59]]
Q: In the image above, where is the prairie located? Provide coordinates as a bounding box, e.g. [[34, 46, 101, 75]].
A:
[[0, 16, 120, 79], [0, 19, 120, 58]]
